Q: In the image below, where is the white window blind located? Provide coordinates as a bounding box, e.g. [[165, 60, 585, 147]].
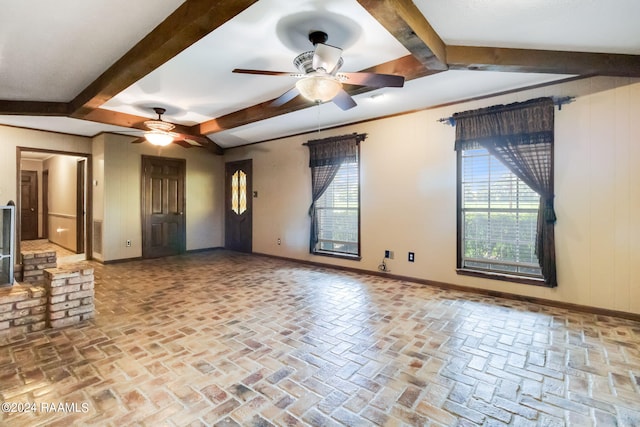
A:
[[460, 147, 542, 277], [315, 161, 359, 255]]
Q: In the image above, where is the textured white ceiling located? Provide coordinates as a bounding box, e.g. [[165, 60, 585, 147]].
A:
[[415, 0, 640, 54], [0, 0, 637, 148], [0, 0, 185, 101]]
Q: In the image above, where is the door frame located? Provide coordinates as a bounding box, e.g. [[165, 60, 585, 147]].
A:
[[15, 147, 92, 261], [20, 170, 39, 241], [42, 169, 49, 239], [76, 159, 86, 254], [141, 155, 187, 259]]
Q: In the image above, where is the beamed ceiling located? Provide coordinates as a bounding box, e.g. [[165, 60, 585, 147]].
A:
[[0, 0, 639, 154]]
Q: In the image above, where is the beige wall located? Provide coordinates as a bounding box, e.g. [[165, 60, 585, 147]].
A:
[[225, 76, 640, 315], [0, 126, 90, 208], [92, 135, 106, 261], [43, 155, 80, 252], [0, 126, 224, 263], [0, 126, 91, 256], [97, 133, 224, 261]]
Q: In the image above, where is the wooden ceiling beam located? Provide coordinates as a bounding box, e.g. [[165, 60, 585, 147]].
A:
[[447, 45, 640, 77], [356, 0, 447, 71], [79, 108, 149, 130], [69, 0, 259, 118], [192, 136, 224, 156], [0, 101, 70, 116]]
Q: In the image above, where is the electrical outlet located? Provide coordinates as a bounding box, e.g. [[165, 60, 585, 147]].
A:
[[408, 252, 415, 262], [126, 240, 131, 247], [277, 238, 281, 245], [384, 250, 394, 259]]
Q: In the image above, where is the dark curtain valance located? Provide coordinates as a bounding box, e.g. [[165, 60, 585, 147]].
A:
[[306, 133, 366, 167], [453, 97, 557, 287], [454, 97, 554, 152]]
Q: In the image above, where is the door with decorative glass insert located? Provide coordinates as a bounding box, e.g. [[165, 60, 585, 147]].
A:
[[225, 160, 252, 253]]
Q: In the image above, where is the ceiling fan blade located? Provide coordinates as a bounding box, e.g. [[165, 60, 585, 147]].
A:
[[172, 139, 194, 148], [332, 89, 357, 111], [233, 68, 294, 76], [339, 72, 405, 88], [270, 87, 301, 107], [131, 136, 145, 144], [313, 43, 343, 73], [171, 132, 208, 146]]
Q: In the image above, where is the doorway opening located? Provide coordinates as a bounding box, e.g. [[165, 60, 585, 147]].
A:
[[17, 148, 92, 265]]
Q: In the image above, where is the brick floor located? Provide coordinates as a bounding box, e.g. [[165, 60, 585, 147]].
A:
[[20, 239, 75, 259], [1, 250, 639, 426]]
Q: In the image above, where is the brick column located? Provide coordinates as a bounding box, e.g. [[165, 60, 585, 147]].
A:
[[43, 264, 95, 328], [21, 250, 57, 284], [0, 285, 47, 333]]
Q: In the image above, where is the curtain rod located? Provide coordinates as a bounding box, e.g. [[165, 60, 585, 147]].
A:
[[437, 96, 575, 126], [302, 132, 367, 145]]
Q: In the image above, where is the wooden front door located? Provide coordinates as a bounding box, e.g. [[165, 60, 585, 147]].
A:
[[142, 156, 186, 258], [21, 170, 38, 240], [225, 159, 252, 253]]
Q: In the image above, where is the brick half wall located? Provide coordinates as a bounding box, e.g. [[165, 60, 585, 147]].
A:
[[44, 265, 95, 328], [0, 285, 47, 333], [0, 262, 95, 336]]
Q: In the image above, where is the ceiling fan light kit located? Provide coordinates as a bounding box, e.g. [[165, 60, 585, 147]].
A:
[[296, 73, 343, 103], [144, 130, 174, 146], [143, 107, 175, 146]]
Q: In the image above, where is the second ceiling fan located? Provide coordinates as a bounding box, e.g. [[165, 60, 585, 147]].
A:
[[131, 107, 210, 148], [233, 31, 405, 110]]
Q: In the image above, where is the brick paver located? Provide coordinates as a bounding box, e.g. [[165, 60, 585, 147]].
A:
[[1, 250, 639, 426]]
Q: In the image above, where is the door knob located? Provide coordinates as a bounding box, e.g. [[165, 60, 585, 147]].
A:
[[30, 208, 35, 212]]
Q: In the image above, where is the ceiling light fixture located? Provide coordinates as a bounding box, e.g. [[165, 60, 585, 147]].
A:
[[144, 107, 175, 146], [295, 72, 343, 103], [144, 130, 174, 146]]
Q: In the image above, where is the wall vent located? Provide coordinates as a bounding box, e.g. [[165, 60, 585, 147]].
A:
[[93, 220, 103, 256]]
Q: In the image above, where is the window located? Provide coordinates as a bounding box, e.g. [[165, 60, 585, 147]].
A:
[[313, 159, 359, 256], [459, 147, 542, 279]]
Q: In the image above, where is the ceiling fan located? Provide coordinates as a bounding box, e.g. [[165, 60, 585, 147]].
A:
[[233, 31, 405, 110], [131, 107, 209, 148]]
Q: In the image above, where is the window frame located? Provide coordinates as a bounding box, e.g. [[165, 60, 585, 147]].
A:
[[456, 147, 545, 286], [311, 149, 361, 261]]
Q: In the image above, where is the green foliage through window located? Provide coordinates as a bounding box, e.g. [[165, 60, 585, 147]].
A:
[[315, 161, 359, 256], [460, 148, 542, 277]]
